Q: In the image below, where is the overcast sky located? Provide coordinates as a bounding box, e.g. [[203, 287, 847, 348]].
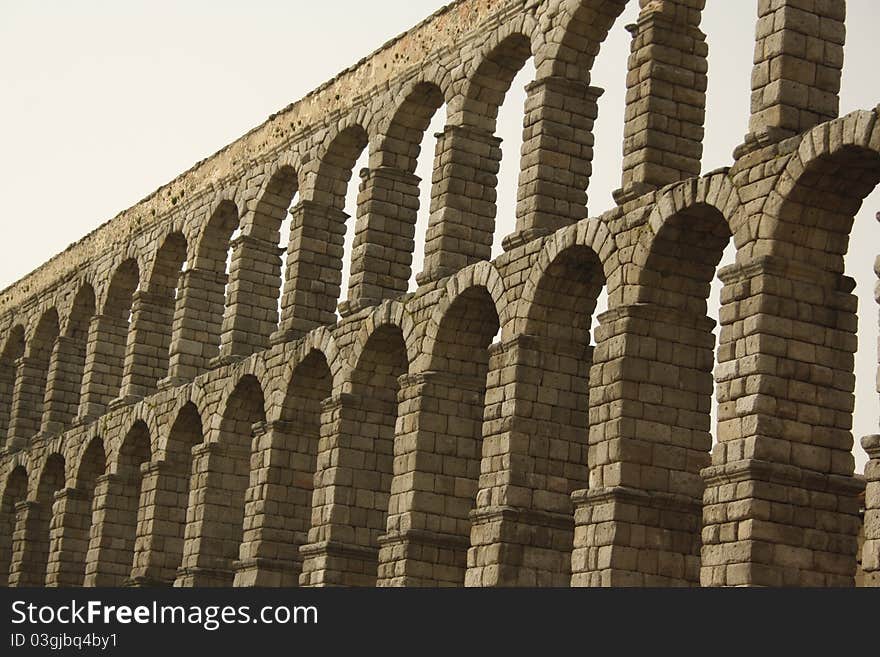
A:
[[0, 0, 877, 470]]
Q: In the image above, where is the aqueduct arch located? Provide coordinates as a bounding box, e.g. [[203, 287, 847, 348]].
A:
[[0, 0, 877, 588]]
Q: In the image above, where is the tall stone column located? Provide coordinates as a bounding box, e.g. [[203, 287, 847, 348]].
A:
[[857, 249, 880, 586], [503, 79, 602, 249], [76, 314, 129, 422], [300, 393, 383, 587], [743, 0, 845, 149], [417, 125, 502, 285], [175, 441, 250, 587], [571, 303, 715, 586], [118, 290, 175, 402], [44, 487, 93, 587], [219, 234, 284, 362], [0, 360, 17, 448], [701, 256, 863, 587], [40, 336, 86, 436], [613, 0, 708, 204], [467, 335, 591, 587], [163, 267, 228, 387], [273, 200, 349, 344], [83, 472, 142, 586], [377, 372, 482, 587], [234, 419, 318, 587], [128, 460, 191, 587], [6, 356, 47, 450], [8, 500, 49, 587], [342, 167, 421, 315], [862, 435, 880, 586]]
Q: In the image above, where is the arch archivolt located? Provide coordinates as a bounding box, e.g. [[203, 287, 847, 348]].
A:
[[772, 109, 880, 211], [515, 217, 618, 336], [206, 360, 270, 443], [103, 406, 161, 474], [264, 327, 343, 425], [375, 68, 455, 139], [58, 278, 97, 337], [346, 300, 419, 376], [417, 261, 510, 372], [2, 451, 31, 496]]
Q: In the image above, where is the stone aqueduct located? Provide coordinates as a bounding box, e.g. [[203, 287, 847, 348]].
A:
[[0, 0, 878, 588]]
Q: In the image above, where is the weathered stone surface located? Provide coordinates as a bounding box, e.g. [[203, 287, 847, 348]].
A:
[[0, 0, 876, 588]]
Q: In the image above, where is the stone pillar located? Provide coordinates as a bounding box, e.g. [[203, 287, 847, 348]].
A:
[[503, 79, 603, 249], [219, 234, 284, 362], [377, 372, 481, 587], [857, 249, 880, 586], [342, 167, 421, 315], [175, 441, 250, 587], [128, 460, 191, 587], [0, 360, 16, 448], [118, 290, 175, 402], [467, 335, 591, 587], [272, 200, 349, 345], [300, 393, 383, 587], [6, 356, 47, 450], [8, 500, 49, 587], [44, 487, 93, 587], [743, 0, 846, 149], [862, 435, 880, 586], [417, 125, 502, 285], [571, 303, 714, 586], [701, 256, 863, 587], [83, 472, 142, 586], [234, 419, 318, 587], [40, 336, 86, 436], [613, 0, 708, 204], [163, 267, 227, 386], [76, 314, 129, 422]]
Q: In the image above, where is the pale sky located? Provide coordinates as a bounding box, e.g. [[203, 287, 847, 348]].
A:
[[0, 1, 877, 471]]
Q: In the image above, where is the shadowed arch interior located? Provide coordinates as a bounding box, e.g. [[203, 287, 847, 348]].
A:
[[349, 325, 409, 584], [11, 309, 61, 441], [84, 421, 152, 586], [742, 145, 880, 477], [46, 285, 96, 430], [406, 286, 499, 586], [461, 33, 533, 132], [544, 0, 630, 79], [81, 259, 140, 414], [775, 146, 880, 275], [0, 466, 28, 586], [347, 82, 446, 301], [178, 375, 265, 586], [380, 82, 445, 174], [131, 403, 202, 586], [119, 233, 189, 399], [0, 326, 27, 446], [474, 243, 607, 585], [221, 168, 301, 358], [58, 437, 108, 586], [236, 350, 332, 586], [304, 324, 407, 587], [21, 453, 65, 587]]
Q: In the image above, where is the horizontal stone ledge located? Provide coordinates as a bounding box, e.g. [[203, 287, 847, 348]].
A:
[[377, 528, 470, 550], [232, 556, 303, 574], [468, 504, 575, 532], [123, 575, 175, 588], [174, 565, 236, 585], [701, 458, 866, 496], [298, 540, 378, 561], [570, 485, 703, 515]]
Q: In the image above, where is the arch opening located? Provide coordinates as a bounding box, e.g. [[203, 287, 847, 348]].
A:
[[0, 466, 28, 586]]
